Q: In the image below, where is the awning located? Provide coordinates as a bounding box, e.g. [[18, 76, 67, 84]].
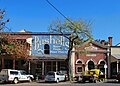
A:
[[29, 54, 67, 61], [111, 54, 120, 62], [112, 54, 120, 59]]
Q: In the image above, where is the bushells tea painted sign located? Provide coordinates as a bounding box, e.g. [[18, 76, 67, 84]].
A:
[[32, 34, 69, 55]]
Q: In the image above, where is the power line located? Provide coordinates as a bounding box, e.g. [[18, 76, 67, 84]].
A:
[[45, 0, 75, 26], [45, 0, 91, 38]]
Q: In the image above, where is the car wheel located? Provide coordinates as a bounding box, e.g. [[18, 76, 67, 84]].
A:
[[118, 80, 120, 82], [64, 76, 67, 81], [13, 78, 19, 84], [94, 79, 97, 83], [93, 78, 97, 83], [56, 79, 59, 83], [82, 79, 85, 83]]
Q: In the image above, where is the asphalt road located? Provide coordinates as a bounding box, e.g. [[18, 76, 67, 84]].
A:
[[0, 80, 120, 86]]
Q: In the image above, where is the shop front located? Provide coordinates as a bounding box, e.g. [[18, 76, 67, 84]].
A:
[[74, 41, 108, 78], [29, 55, 67, 80], [30, 33, 70, 79]]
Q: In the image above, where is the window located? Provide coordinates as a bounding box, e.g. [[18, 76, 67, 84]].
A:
[[20, 71, 27, 75], [44, 44, 50, 54], [37, 62, 42, 68], [77, 67, 82, 72], [77, 61, 82, 64], [56, 72, 60, 75], [10, 71, 18, 75]]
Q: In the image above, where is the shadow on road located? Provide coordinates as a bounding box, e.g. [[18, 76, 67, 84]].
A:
[[36, 80, 60, 84], [71, 79, 120, 84], [104, 79, 120, 84], [0, 81, 15, 85]]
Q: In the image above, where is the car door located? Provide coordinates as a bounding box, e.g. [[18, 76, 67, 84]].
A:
[[19, 71, 28, 81], [60, 73, 65, 81]]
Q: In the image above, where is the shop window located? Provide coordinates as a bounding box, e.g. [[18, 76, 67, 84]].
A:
[[46, 61, 51, 65], [77, 67, 82, 72], [21, 60, 26, 65], [37, 62, 42, 68], [4, 59, 13, 69], [44, 44, 50, 54]]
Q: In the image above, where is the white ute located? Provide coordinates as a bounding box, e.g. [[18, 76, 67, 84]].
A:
[[0, 69, 34, 84]]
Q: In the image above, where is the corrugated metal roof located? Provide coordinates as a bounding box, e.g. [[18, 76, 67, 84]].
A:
[[112, 54, 120, 59], [32, 32, 71, 35], [30, 54, 67, 61]]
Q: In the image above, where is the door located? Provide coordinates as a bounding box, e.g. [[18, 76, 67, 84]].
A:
[[19, 71, 28, 81], [88, 61, 95, 70]]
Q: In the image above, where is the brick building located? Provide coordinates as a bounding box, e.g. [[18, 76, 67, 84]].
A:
[[0, 30, 32, 71], [71, 39, 110, 78]]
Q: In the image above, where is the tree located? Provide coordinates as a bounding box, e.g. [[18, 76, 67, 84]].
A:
[[49, 18, 92, 81], [0, 9, 30, 69], [0, 9, 10, 32], [0, 9, 10, 54]]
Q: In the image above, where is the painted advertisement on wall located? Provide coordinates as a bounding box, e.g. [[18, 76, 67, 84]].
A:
[[32, 34, 69, 55]]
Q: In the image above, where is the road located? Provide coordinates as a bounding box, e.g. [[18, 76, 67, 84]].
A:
[[0, 80, 120, 86]]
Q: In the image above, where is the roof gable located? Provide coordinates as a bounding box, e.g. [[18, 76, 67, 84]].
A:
[[75, 40, 108, 51]]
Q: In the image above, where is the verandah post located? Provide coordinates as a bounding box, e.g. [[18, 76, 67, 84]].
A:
[[13, 56, 15, 69], [2, 56, 4, 69]]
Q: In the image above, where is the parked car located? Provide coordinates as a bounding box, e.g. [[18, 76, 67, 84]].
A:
[[81, 69, 106, 83], [0, 69, 34, 84], [59, 70, 68, 81], [45, 71, 66, 83]]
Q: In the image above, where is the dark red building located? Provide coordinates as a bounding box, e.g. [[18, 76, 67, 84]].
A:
[[72, 40, 109, 78]]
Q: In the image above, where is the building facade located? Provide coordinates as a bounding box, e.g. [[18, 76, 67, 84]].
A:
[[0, 31, 114, 79], [29, 32, 70, 79], [0, 31, 32, 71], [71, 40, 108, 78], [109, 37, 120, 78]]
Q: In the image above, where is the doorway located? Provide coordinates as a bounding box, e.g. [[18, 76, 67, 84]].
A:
[[88, 61, 95, 70]]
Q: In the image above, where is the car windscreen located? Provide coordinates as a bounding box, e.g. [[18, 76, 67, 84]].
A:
[[47, 72, 55, 76]]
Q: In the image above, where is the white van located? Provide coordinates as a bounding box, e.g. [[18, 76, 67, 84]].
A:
[[45, 71, 66, 83], [0, 69, 34, 84]]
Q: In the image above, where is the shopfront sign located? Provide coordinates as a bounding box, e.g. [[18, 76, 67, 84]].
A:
[[32, 34, 69, 55]]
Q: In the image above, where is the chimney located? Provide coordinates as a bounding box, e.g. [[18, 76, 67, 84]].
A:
[[108, 37, 112, 46], [101, 40, 106, 45]]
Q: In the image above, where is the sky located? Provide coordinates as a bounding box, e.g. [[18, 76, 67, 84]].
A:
[[0, 0, 120, 45]]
